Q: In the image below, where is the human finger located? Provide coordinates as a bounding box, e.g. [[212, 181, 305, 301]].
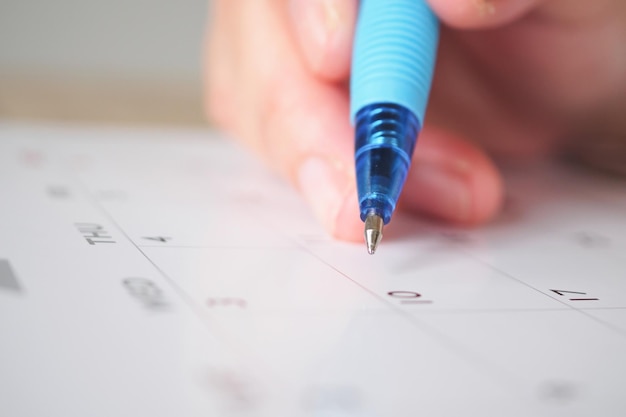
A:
[[400, 126, 504, 225], [427, 0, 543, 29], [288, 0, 358, 81], [205, 1, 506, 242]]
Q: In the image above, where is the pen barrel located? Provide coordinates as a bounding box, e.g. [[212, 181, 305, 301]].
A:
[[350, 0, 439, 125], [351, 0, 439, 225], [355, 103, 420, 223]]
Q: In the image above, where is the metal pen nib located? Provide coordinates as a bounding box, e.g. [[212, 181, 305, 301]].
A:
[[364, 214, 384, 255]]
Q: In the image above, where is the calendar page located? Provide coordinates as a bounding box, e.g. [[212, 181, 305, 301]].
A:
[[1, 123, 625, 417]]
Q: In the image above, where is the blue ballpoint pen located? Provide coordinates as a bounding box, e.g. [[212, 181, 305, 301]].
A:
[[351, 0, 439, 254]]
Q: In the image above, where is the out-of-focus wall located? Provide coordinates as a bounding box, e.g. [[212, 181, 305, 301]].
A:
[[0, 0, 210, 125]]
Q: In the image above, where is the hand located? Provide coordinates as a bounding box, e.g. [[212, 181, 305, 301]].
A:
[[204, 0, 626, 241]]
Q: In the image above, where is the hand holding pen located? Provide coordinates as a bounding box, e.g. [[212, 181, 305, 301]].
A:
[[206, 0, 626, 246]]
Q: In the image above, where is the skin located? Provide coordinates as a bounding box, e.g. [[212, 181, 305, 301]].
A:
[[205, 0, 626, 242]]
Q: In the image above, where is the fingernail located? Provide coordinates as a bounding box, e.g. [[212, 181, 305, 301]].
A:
[[289, 0, 342, 69], [408, 162, 472, 222], [475, 0, 496, 17], [297, 157, 351, 234]]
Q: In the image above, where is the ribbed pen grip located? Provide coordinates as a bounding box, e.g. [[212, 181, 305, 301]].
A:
[[350, 0, 439, 125]]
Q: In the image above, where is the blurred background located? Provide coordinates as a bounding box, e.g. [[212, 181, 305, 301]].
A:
[[0, 0, 209, 126]]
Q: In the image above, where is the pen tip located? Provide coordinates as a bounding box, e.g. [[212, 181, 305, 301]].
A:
[[364, 214, 384, 255]]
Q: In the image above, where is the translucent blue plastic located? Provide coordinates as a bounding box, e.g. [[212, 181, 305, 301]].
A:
[[355, 103, 420, 223], [351, 0, 439, 224]]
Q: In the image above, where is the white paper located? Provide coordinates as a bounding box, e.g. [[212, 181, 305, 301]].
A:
[[1, 123, 625, 417]]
